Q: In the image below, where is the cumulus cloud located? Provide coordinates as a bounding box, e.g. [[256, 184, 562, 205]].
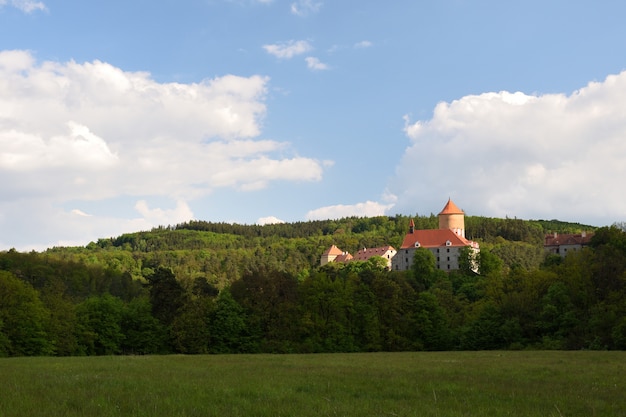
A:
[[0, 50, 326, 249], [134, 200, 194, 226], [305, 56, 329, 71], [392, 72, 626, 226], [290, 0, 322, 16], [263, 40, 312, 59], [0, 0, 46, 13], [257, 216, 285, 225], [306, 200, 395, 221]]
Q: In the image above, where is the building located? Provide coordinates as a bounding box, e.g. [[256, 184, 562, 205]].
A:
[[320, 245, 353, 266], [391, 199, 480, 272], [320, 245, 396, 269], [544, 232, 593, 257], [352, 246, 397, 269]]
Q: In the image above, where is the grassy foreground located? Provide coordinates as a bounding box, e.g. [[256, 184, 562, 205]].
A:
[[0, 351, 624, 417]]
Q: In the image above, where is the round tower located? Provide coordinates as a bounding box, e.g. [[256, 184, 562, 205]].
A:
[[438, 198, 465, 238]]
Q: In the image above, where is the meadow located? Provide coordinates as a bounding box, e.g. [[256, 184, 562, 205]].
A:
[[0, 351, 624, 417]]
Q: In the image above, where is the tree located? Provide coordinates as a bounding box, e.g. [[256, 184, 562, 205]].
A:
[[299, 272, 355, 352], [412, 292, 453, 350], [145, 267, 187, 326], [209, 290, 253, 353], [0, 271, 53, 356], [411, 248, 438, 291], [231, 268, 300, 353], [121, 297, 168, 354], [75, 294, 125, 355]]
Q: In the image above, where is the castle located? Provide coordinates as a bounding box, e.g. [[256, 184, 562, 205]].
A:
[[392, 199, 479, 271], [321, 199, 479, 272]]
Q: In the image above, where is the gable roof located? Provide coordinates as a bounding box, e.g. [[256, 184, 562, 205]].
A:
[[438, 198, 464, 215], [400, 228, 473, 249], [352, 246, 396, 261], [544, 233, 593, 247], [322, 245, 344, 256], [335, 253, 353, 262]]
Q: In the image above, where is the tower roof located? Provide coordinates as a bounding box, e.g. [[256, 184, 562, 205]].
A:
[[322, 245, 344, 256], [439, 198, 464, 215]]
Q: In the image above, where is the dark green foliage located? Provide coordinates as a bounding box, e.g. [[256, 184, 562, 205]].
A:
[[0, 271, 53, 356], [75, 294, 125, 355], [145, 267, 187, 326], [411, 248, 438, 290], [209, 290, 253, 353], [121, 297, 168, 354]]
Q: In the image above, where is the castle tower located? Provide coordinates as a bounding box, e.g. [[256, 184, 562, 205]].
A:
[[438, 198, 465, 238]]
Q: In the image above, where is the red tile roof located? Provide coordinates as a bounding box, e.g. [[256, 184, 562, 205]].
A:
[[352, 246, 396, 261], [544, 233, 593, 246], [400, 228, 473, 249], [438, 198, 464, 215]]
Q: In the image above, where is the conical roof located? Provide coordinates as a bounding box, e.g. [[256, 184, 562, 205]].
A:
[[438, 198, 464, 215]]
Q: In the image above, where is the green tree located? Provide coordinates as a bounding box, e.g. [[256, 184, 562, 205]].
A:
[[0, 271, 53, 356], [209, 290, 252, 353], [411, 248, 438, 290], [121, 297, 168, 354], [299, 272, 355, 352], [412, 291, 453, 350], [75, 294, 125, 355], [231, 269, 300, 353], [145, 267, 187, 326]]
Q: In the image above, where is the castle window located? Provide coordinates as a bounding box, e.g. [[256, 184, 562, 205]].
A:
[[415, 241, 420, 248], [446, 240, 452, 246]]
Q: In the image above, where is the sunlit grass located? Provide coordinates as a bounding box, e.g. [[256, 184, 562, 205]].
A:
[[1, 351, 624, 416]]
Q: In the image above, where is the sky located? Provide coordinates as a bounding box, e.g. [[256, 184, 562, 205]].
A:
[[1, 0, 626, 251]]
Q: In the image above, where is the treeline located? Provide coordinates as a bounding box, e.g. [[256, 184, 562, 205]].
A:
[[1, 223, 624, 356]]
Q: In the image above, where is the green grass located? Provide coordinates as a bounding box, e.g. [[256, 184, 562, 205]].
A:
[[0, 351, 624, 417]]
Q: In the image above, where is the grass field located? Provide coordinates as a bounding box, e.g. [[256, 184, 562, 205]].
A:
[[0, 351, 624, 417]]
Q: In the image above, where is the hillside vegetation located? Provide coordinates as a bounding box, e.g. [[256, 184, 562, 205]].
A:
[[2, 215, 625, 356]]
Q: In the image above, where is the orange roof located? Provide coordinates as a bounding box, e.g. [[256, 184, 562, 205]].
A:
[[438, 198, 464, 215], [400, 228, 473, 249], [322, 245, 344, 256], [352, 246, 396, 261]]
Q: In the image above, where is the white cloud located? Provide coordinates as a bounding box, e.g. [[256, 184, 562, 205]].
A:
[[354, 40, 373, 49], [0, 0, 46, 13], [305, 57, 329, 71], [393, 71, 626, 226], [306, 200, 395, 221], [0, 50, 326, 249], [290, 0, 322, 16], [70, 209, 92, 217], [263, 40, 312, 59], [134, 200, 194, 226], [257, 216, 285, 225]]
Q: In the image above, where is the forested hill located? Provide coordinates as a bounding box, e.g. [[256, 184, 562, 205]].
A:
[[32, 215, 594, 287], [5, 214, 623, 357], [95, 215, 593, 251]]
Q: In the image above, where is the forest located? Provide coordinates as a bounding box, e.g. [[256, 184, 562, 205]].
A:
[[1, 215, 625, 356]]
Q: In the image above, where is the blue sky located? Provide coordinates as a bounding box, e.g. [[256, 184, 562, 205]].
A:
[[2, 0, 626, 250]]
